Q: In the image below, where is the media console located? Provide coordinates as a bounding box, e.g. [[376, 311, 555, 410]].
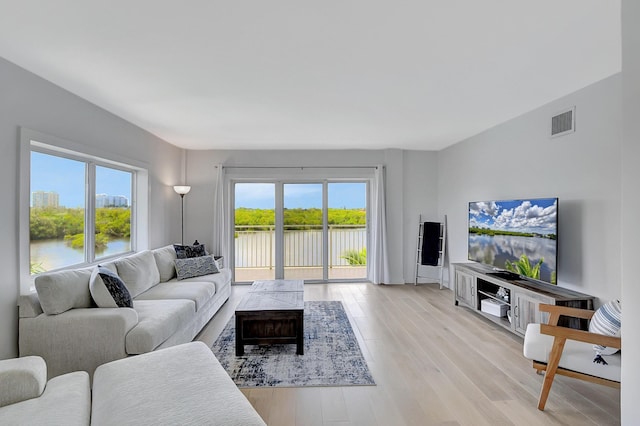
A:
[[452, 263, 594, 337]]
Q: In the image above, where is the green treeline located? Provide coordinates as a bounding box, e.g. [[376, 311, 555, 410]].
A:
[[30, 207, 131, 249], [235, 208, 366, 230], [469, 226, 556, 240]]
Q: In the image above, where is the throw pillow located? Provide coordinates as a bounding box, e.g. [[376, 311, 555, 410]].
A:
[[152, 245, 177, 282], [34, 268, 93, 315], [173, 243, 207, 259], [589, 300, 621, 362], [174, 255, 219, 280], [113, 250, 160, 298], [89, 266, 133, 308]]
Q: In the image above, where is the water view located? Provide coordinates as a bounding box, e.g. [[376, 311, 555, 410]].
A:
[[468, 234, 556, 283], [31, 238, 131, 272]]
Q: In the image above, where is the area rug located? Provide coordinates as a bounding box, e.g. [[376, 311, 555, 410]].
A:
[[211, 301, 375, 387]]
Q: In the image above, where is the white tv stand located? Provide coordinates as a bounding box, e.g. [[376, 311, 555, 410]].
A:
[[452, 263, 594, 337]]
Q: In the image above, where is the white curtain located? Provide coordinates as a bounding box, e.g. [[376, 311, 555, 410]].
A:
[[367, 165, 390, 284], [212, 165, 228, 262]]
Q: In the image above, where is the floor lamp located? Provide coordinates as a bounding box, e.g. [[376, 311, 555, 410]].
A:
[[173, 185, 191, 244]]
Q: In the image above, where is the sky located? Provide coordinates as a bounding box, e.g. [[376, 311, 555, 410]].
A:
[[31, 152, 132, 208], [468, 198, 558, 234], [235, 182, 367, 209], [32, 151, 363, 210]]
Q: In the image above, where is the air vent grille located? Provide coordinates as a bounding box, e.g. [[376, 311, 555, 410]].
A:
[[551, 107, 575, 138]]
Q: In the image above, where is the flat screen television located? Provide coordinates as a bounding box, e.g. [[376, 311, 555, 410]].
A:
[[468, 197, 558, 284]]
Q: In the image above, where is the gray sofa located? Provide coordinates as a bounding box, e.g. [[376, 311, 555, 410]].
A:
[[18, 245, 231, 379], [0, 341, 266, 426]]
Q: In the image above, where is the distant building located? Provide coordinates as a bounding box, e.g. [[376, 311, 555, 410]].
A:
[[96, 194, 129, 208], [32, 191, 59, 208]]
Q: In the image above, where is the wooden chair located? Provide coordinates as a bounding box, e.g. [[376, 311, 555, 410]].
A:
[[523, 304, 621, 410]]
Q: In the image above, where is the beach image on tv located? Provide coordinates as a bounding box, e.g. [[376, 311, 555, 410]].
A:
[[468, 198, 557, 284]]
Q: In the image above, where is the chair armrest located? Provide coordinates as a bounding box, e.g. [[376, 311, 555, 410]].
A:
[[540, 324, 621, 349], [538, 303, 595, 326]]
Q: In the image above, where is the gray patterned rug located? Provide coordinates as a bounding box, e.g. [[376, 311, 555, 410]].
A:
[[211, 301, 375, 387]]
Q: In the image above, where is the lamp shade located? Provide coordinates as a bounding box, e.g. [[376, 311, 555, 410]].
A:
[[173, 185, 191, 195]]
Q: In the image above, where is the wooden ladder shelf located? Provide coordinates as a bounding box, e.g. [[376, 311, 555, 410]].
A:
[[415, 215, 447, 288]]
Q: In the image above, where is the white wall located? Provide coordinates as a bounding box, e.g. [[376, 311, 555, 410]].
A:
[[403, 150, 441, 283], [437, 74, 622, 305], [621, 0, 640, 422], [184, 149, 439, 285], [0, 58, 183, 359]]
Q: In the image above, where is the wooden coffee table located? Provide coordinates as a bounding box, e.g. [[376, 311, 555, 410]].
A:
[[235, 280, 304, 356]]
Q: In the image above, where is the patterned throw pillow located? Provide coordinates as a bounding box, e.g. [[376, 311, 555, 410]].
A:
[[174, 255, 219, 280], [589, 300, 621, 357], [89, 266, 134, 308], [173, 244, 207, 259]]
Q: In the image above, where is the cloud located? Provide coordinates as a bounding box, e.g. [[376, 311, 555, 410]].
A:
[[470, 199, 557, 234], [495, 200, 557, 233], [469, 201, 499, 217]]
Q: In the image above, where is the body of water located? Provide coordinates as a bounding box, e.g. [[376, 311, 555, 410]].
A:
[[468, 234, 557, 283], [31, 238, 131, 272]]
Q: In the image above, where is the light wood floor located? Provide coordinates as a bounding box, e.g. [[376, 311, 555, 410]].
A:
[[196, 283, 620, 426]]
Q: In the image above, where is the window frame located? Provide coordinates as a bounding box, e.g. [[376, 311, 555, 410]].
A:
[[19, 128, 149, 293], [229, 173, 370, 283]]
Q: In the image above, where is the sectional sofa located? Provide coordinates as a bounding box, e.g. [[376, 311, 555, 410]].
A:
[[18, 245, 231, 378], [0, 341, 266, 425]]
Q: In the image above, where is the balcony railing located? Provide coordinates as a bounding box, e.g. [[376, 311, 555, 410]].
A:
[[234, 225, 366, 270]]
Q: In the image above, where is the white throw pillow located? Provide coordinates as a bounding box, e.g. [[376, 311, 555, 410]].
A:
[[34, 269, 93, 315], [114, 250, 160, 297], [89, 266, 133, 308], [152, 245, 177, 282], [589, 300, 621, 356]]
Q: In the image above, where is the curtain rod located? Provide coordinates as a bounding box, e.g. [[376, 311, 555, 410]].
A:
[[215, 165, 379, 169]]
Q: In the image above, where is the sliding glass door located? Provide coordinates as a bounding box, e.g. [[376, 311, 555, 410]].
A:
[[234, 183, 276, 282], [328, 182, 367, 280], [283, 183, 324, 280], [233, 181, 367, 282]]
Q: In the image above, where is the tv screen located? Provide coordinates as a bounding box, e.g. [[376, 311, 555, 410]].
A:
[[468, 197, 558, 284]]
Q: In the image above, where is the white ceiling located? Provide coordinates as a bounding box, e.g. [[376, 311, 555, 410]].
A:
[[0, 1, 621, 151]]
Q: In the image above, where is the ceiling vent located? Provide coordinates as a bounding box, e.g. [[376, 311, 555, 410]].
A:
[[550, 107, 575, 138]]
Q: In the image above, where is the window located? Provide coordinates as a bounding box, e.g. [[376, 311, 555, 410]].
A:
[[20, 128, 148, 292], [29, 150, 134, 274]]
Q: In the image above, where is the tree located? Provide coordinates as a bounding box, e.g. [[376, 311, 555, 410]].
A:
[[505, 254, 543, 280]]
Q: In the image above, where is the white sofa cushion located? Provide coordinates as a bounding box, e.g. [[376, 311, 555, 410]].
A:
[[135, 281, 216, 311], [523, 323, 621, 382], [152, 245, 177, 282], [89, 266, 134, 308], [0, 356, 47, 407], [174, 268, 231, 286], [34, 269, 93, 315], [0, 371, 90, 426], [126, 300, 195, 354], [91, 342, 266, 426], [114, 250, 160, 298]]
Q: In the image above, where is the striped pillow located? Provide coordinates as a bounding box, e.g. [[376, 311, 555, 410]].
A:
[[589, 300, 621, 356]]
